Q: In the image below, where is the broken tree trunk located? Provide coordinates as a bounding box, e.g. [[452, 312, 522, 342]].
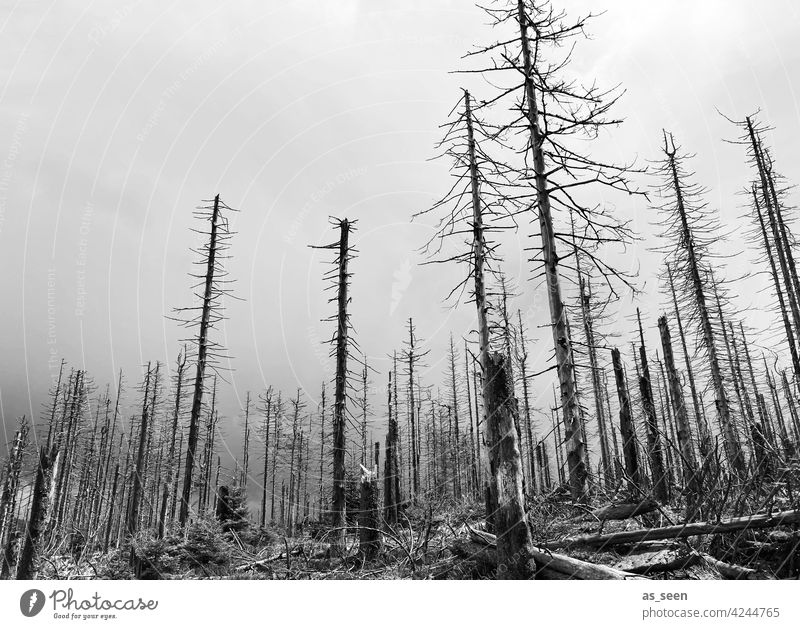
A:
[[358, 466, 381, 562], [483, 353, 533, 579], [658, 316, 701, 519], [611, 348, 640, 493], [637, 311, 669, 503], [466, 526, 642, 580], [548, 509, 800, 550]]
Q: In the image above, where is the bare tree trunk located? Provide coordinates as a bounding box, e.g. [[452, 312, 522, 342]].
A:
[[516, 312, 537, 495], [658, 316, 701, 519], [16, 448, 52, 580], [465, 342, 479, 498], [260, 390, 273, 528], [179, 195, 221, 527], [127, 364, 152, 543], [358, 467, 381, 562], [448, 335, 462, 499], [331, 219, 352, 553], [484, 353, 533, 578], [665, 147, 745, 476], [611, 349, 640, 494], [517, 0, 587, 501], [750, 186, 800, 384], [636, 312, 668, 503]]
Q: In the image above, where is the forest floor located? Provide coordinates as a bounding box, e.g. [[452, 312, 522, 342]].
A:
[[31, 486, 800, 580]]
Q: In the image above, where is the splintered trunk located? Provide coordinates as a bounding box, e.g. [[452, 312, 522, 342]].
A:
[[658, 316, 701, 519], [666, 151, 745, 476], [611, 349, 640, 494], [636, 311, 668, 503], [180, 194, 221, 527], [384, 369, 399, 525], [358, 468, 381, 562], [406, 319, 420, 499], [331, 219, 352, 553], [484, 353, 533, 579], [517, 1, 586, 501]]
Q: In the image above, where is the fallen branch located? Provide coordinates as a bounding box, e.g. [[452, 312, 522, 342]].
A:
[[588, 498, 659, 521], [546, 509, 800, 550], [698, 553, 763, 580], [466, 526, 644, 580]]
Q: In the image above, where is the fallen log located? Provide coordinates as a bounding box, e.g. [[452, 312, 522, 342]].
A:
[[466, 526, 644, 580], [614, 547, 700, 575], [546, 509, 800, 550], [698, 553, 764, 580], [588, 498, 659, 521]]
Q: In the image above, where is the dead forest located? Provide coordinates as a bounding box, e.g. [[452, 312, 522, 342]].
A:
[[2, 0, 800, 581]]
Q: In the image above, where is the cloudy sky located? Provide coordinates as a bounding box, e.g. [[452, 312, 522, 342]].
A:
[[1, 0, 799, 466]]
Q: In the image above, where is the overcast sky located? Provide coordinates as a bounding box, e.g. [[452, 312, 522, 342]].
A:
[[1, 0, 799, 466]]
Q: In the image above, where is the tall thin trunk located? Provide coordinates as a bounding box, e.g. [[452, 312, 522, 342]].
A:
[[517, 0, 586, 501], [516, 312, 537, 495], [658, 316, 701, 519], [331, 219, 352, 552], [611, 349, 640, 494], [180, 194, 221, 527], [636, 311, 668, 502], [665, 146, 744, 475]]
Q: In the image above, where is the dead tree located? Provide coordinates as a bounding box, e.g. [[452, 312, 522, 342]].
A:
[[270, 392, 283, 523], [611, 349, 640, 494], [636, 311, 668, 503], [447, 335, 463, 499], [464, 341, 480, 498], [666, 264, 711, 458], [725, 113, 800, 387], [312, 218, 358, 553], [174, 195, 238, 527], [384, 367, 400, 525], [126, 363, 155, 541], [415, 86, 530, 563], [461, 0, 642, 501], [654, 133, 745, 476], [515, 311, 537, 495], [158, 349, 186, 538], [15, 447, 51, 580], [240, 392, 251, 492], [658, 316, 701, 518], [415, 87, 525, 524], [259, 387, 274, 528], [401, 319, 428, 500], [358, 466, 381, 562]]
